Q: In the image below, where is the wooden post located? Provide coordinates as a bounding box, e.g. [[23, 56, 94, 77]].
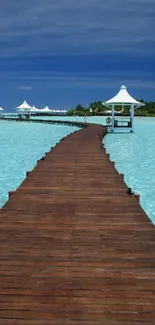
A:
[[112, 104, 114, 132], [131, 104, 134, 132], [9, 191, 15, 198]]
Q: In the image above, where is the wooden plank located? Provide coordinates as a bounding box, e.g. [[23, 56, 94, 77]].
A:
[[0, 123, 155, 324]]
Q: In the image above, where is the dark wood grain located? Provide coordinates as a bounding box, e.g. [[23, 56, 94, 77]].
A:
[[0, 123, 155, 324]]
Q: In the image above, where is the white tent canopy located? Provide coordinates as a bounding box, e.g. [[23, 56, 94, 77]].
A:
[[0, 107, 4, 111], [40, 106, 51, 112], [16, 100, 32, 110], [104, 85, 145, 133], [15, 101, 67, 115], [31, 105, 39, 112], [104, 85, 144, 107]]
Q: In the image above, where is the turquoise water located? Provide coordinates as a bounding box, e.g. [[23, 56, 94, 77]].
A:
[[1, 116, 155, 225], [0, 120, 79, 207], [32, 115, 107, 124], [104, 117, 155, 224], [3, 113, 107, 125]]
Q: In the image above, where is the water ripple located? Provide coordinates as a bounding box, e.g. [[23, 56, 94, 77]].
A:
[[0, 121, 79, 208], [104, 118, 155, 225]]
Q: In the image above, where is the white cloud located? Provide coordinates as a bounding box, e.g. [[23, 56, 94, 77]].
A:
[[13, 76, 155, 90], [0, 68, 153, 90], [18, 86, 32, 90]]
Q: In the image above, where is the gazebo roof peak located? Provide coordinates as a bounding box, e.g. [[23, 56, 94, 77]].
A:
[[16, 100, 32, 110], [104, 85, 144, 107], [42, 106, 51, 111]]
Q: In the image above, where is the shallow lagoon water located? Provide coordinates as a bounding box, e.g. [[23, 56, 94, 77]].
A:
[[104, 117, 155, 224], [0, 116, 155, 225], [0, 120, 79, 207], [33, 115, 107, 124]]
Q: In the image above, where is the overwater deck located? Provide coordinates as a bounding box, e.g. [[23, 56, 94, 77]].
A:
[[0, 123, 155, 324]]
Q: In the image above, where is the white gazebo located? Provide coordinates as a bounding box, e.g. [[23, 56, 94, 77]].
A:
[[16, 100, 32, 111], [55, 109, 61, 115], [40, 106, 51, 113], [31, 105, 39, 112], [62, 109, 67, 115], [0, 107, 4, 117], [104, 85, 145, 133], [16, 100, 32, 117]]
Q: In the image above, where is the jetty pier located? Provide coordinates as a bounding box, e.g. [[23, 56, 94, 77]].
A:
[[0, 120, 155, 324]]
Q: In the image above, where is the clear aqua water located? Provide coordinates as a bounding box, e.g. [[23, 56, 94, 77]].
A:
[[104, 117, 155, 225], [32, 115, 107, 124], [0, 120, 79, 207], [1, 116, 155, 225], [3, 113, 107, 125]]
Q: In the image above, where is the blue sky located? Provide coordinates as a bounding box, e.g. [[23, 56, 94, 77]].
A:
[[0, 0, 155, 111]]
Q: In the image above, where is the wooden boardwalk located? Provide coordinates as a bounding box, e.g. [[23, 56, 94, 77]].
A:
[[0, 123, 155, 324], [0, 117, 87, 128]]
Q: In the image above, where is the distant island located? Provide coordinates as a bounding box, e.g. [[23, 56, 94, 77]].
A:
[[66, 100, 155, 117]]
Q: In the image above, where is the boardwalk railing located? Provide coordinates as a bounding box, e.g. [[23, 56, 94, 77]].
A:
[[0, 117, 88, 128]]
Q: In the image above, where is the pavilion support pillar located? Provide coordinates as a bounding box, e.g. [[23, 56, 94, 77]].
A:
[[112, 104, 115, 132], [131, 104, 134, 133]]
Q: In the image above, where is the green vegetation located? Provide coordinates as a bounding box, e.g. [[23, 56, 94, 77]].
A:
[[66, 100, 155, 117]]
